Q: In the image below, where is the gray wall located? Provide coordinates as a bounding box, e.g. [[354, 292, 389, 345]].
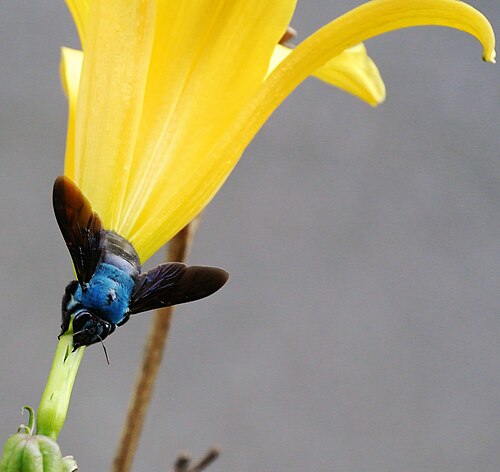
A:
[[0, 1, 499, 471]]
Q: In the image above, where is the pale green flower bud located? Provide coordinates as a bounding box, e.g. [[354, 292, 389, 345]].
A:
[[0, 408, 78, 472]]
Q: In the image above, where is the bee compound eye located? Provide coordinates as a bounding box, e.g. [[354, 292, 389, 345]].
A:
[[72, 310, 93, 331]]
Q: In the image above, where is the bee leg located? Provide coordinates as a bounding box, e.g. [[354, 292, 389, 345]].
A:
[[59, 280, 79, 338], [59, 320, 71, 339]]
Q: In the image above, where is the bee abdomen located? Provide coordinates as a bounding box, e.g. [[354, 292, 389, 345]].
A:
[[100, 231, 141, 277]]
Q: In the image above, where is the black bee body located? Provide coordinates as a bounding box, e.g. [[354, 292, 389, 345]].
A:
[[53, 176, 228, 350]]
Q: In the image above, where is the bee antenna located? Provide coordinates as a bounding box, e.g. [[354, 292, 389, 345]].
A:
[[101, 341, 110, 365], [95, 333, 110, 365]]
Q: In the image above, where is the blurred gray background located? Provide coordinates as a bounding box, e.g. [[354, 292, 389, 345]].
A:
[[0, 1, 499, 471]]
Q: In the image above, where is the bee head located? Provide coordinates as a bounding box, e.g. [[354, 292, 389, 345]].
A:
[[72, 310, 115, 350]]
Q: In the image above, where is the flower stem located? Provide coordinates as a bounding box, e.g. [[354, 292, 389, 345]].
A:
[[112, 221, 198, 472], [36, 331, 85, 440]]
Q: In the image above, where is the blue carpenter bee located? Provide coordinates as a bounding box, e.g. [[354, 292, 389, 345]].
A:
[[53, 176, 228, 350]]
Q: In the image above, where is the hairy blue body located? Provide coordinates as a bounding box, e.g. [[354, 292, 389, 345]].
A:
[[73, 262, 135, 324]]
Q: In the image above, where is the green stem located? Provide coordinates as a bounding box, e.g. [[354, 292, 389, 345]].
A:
[[36, 331, 85, 440]]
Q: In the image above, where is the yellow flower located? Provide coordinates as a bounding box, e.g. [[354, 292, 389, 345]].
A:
[[61, 0, 495, 263]]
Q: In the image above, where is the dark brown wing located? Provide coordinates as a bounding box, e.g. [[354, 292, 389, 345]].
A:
[[53, 176, 103, 285], [129, 263, 228, 315]]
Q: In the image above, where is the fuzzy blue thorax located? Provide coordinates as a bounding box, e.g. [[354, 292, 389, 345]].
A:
[[73, 262, 135, 324]]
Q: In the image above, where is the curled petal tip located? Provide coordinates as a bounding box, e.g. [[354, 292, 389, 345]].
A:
[[483, 51, 496, 63]]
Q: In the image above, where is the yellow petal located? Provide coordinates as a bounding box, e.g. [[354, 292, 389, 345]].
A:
[[60, 47, 83, 180], [131, 0, 494, 261], [117, 0, 297, 258], [269, 43, 386, 106], [73, 0, 157, 229], [64, 0, 88, 48], [312, 43, 386, 106]]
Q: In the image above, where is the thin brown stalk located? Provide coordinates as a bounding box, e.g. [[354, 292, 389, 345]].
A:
[[172, 448, 220, 472], [279, 25, 297, 45], [112, 221, 198, 472]]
